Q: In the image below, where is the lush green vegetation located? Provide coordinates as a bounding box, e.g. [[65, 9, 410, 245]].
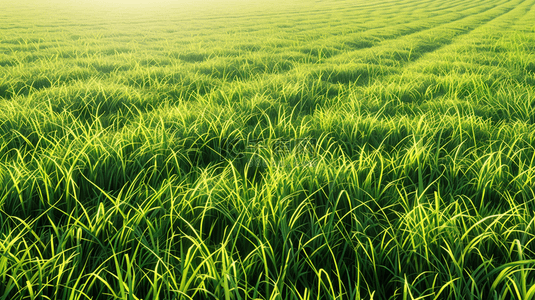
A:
[[1, 0, 535, 298]]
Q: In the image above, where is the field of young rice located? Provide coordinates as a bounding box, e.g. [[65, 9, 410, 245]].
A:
[[1, 0, 535, 298]]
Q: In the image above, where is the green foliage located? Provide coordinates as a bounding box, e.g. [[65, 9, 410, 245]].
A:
[[2, 0, 535, 299]]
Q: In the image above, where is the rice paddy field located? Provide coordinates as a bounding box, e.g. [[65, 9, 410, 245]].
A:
[[1, 0, 535, 298]]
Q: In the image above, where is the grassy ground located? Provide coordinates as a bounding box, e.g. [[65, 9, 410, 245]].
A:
[[1, 0, 535, 299]]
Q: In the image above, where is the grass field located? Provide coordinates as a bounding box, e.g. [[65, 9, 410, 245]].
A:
[[1, 0, 535, 298]]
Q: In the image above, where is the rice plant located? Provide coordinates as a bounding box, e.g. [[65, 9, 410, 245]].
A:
[[1, 0, 535, 299]]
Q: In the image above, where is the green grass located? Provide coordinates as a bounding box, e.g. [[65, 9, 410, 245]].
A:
[[1, 0, 535, 299]]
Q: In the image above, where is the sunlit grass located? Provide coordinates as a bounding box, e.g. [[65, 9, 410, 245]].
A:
[[1, 0, 535, 299]]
